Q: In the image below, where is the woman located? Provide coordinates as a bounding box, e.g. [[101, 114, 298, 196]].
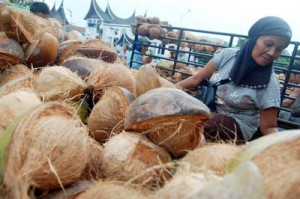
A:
[[178, 16, 292, 144]]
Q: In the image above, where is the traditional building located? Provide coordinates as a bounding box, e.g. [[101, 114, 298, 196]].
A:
[[83, 0, 136, 47], [50, 0, 69, 26]]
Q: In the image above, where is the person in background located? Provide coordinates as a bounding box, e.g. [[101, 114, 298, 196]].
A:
[[30, 2, 50, 19], [178, 16, 292, 144], [130, 36, 151, 69], [118, 44, 129, 63]]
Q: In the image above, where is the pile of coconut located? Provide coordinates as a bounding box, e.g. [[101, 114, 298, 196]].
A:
[[1, 5, 300, 199]]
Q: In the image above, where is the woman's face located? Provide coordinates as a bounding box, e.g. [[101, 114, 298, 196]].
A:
[[252, 35, 288, 66]]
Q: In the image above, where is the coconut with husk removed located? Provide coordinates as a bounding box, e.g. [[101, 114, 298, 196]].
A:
[[0, 33, 25, 68], [0, 64, 34, 97], [76, 39, 117, 63], [227, 130, 300, 199], [100, 132, 173, 188], [179, 143, 240, 176], [25, 32, 59, 68], [57, 40, 83, 65], [0, 89, 42, 139], [88, 63, 136, 100], [2, 102, 92, 198], [124, 87, 210, 158], [156, 161, 264, 199], [64, 30, 86, 43], [33, 66, 87, 101], [0, 5, 63, 43], [75, 180, 150, 199], [87, 86, 135, 142], [149, 24, 162, 40], [61, 56, 105, 79], [137, 23, 150, 37]]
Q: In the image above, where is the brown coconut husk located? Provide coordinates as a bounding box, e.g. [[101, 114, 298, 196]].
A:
[[33, 66, 87, 102], [251, 137, 300, 199], [149, 24, 162, 40], [57, 40, 83, 65], [61, 56, 105, 79], [25, 32, 59, 68], [76, 39, 117, 63], [0, 64, 34, 97], [75, 180, 150, 199], [3, 102, 91, 194], [0, 89, 42, 138], [137, 23, 150, 37], [136, 64, 161, 97], [135, 15, 146, 23], [124, 87, 211, 158], [0, 5, 63, 43], [158, 77, 178, 88], [0, 33, 25, 68], [64, 30, 86, 43], [159, 20, 169, 26], [150, 16, 160, 24], [100, 132, 173, 188], [88, 63, 136, 100], [179, 143, 240, 175], [87, 86, 135, 143]]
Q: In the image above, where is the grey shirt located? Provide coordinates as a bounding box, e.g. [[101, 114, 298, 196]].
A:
[[211, 48, 280, 141]]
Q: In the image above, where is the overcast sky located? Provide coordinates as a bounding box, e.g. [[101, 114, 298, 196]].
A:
[[44, 0, 300, 41]]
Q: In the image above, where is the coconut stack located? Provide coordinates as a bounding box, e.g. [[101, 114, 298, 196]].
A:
[[76, 39, 117, 63], [2, 102, 92, 198], [56, 40, 83, 65], [33, 66, 87, 102], [124, 87, 211, 158], [0, 32, 25, 69], [226, 130, 300, 199], [100, 132, 173, 188], [87, 63, 136, 100]]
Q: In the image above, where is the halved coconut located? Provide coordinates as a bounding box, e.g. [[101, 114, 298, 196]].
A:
[[179, 143, 240, 175], [25, 32, 59, 68], [33, 66, 87, 101], [0, 33, 25, 68], [3, 102, 91, 194], [227, 130, 300, 199], [88, 63, 136, 100], [87, 86, 135, 142], [0, 89, 42, 138], [76, 39, 117, 63], [61, 56, 105, 79], [57, 40, 83, 65], [100, 132, 172, 187], [124, 87, 210, 158]]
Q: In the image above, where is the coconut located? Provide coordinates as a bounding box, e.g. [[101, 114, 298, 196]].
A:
[[149, 24, 162, 40], [87, 63, 136, 100], [124, 87, 211, 158], [87, 86, 135, 142], [158, 77, 178, 88], [75, 180, 149, 199], [33, 66, 87, 102], [64, 30, 86, 43], [135, 15, 146, 23], [25, 32, 59, 68], [159, 20, 169, 26], [137, 23, 150, 37], [0, 33, 25, 68], [136, 64, 161, 97], [227, 130, 300, 199], [57, 40, 83, 65], [61, 56, 105, 79], [0, 89, 42, 138], [3, 102, 91, 195], [0, 5, 63, 43], [179, 143, 240, 175], [100, 132, 172, 187], [76, 39, 117, 63], [156, 161, 264, 199], [0, 64, 34, 96], [150, 16, 160, 24]]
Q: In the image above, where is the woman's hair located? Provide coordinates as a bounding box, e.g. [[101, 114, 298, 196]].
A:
[[30, 2, 50, 15]]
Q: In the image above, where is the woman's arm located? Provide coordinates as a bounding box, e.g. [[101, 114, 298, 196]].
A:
[[260, 107, 279, 135], [177, 59, 217, 90]]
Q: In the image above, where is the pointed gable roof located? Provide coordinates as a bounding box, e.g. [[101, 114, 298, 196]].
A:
[[84, 0, 135, 25], [50, 0, 69, 25]]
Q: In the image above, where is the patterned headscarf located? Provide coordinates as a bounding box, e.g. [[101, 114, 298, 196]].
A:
[[229, 16, 292, 88]]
